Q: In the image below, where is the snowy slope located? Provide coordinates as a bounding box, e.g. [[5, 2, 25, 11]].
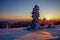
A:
[[0, 25, 60, 40]]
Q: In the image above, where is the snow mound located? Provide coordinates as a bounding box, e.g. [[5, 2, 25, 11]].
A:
[[15, 31, 58, 40], [0, 25, 60, 40]]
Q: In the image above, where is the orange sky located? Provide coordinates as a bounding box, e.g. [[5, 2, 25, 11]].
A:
[[0, 16, 60, 21]]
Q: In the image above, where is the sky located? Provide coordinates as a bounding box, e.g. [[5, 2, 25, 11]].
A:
[[0, 0, 60, 20]]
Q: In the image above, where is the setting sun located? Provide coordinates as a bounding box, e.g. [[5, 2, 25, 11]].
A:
[[45, 16, 51, 20], [47, 17, 50, 20]]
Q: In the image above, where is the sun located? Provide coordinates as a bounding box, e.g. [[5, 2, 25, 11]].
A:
[[46, 17, 50, 20]]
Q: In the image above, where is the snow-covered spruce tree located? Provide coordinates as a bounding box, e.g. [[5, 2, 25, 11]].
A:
[[31, 5, 40, 29]]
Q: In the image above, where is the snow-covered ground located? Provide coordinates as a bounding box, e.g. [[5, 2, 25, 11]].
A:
[[0, 25, 60, 40]]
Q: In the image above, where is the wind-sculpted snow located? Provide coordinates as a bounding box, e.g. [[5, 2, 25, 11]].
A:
[[15, 31, 58, 40], [0, 25, 60, 40]]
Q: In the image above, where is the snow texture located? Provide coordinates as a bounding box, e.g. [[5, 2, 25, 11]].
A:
[[0, 25, 60, 40]]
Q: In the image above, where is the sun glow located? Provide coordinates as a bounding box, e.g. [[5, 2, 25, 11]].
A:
[[43, 15, 51, 20], [47, 17, 50, 20], [44, 16, 51, 20]]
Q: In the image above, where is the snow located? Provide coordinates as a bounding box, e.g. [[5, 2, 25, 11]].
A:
[[15, 31, 58, 40], [0, 25, 60, 40]]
